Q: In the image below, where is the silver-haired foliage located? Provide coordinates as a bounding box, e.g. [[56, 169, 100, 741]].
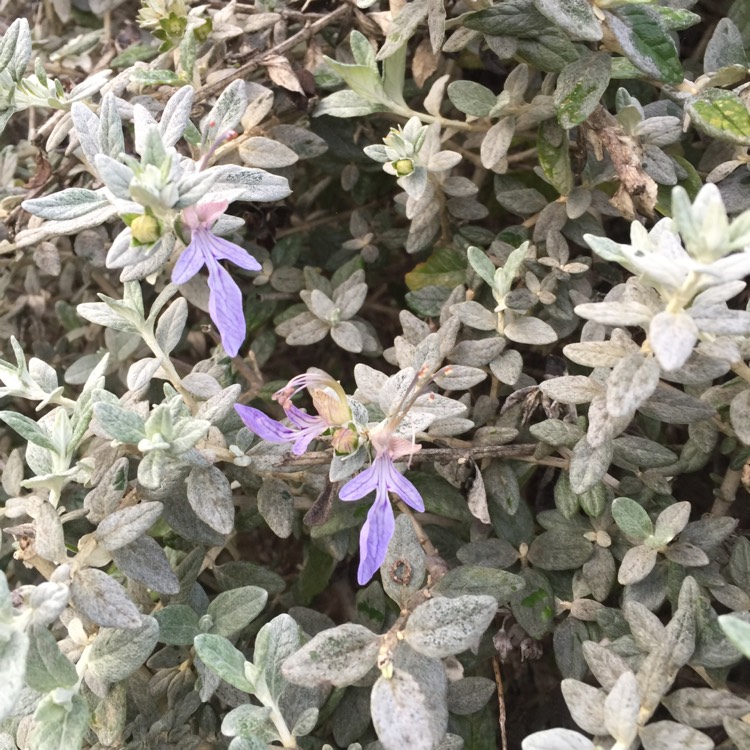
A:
[[0, 1, 750, 749]]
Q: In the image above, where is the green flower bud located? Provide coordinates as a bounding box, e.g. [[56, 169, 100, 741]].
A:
[[393, 158, 414, 177], [130, 214, 161, 245]]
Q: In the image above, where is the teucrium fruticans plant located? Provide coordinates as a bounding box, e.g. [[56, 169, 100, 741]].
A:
[[3, 2, 750, 749]]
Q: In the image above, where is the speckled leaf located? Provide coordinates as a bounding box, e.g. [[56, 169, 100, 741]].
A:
[[534, 0, 601, 42], [605, 6, 683, 84], [555, 53, 611, 129]]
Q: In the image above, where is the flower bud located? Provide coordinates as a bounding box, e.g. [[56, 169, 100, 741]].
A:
[[130, 214, 161, 244], [393, 158, 414, 176]]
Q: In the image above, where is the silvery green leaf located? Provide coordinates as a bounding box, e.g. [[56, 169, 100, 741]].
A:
[[111, 535, 179, 594], [564, 335, 639, 368], [0, 410, 56, 452], [704, 18, 747, 72], [84, 457, 128, 524], [332, 321, 364, 353], [211, 164, 291, 202], [664, 542, 709, 567], [282, 624, 380, 687], [86, 615, 159, 685], [575, 301, 653, 327], [24, 625, 77, 692], [489, 349, 523, 385], [639, 721, 714, 750], [126, 357, 161, 392], [371, 667, 446, 750], [202, 79, 248, 143], [612, 497, 653, 541], [560, 679, 607, 734], [257, 478, 295, 539], [555, 52, 610, 129], [527, 529, 592, 570], [534, 0, 601, 41], [253, 614, 302, 701], [71, 101, 102, 165], [612, 435, 677, 469], [639, 384, 715, 424], [0, 18, 30, 80], [521, 728, 593, 750], [155, 297, 187, 354], [208, 586, 268, 638], [93, 402, 146, 443], [28, 693, 89, 750], [504, 316, 557, 344], [35, 499, 67, 563], [153, 604, 200, 645], [197, 384, 242, 424], [433, 365, 486, 390], [330, 444, 367, 482], [606, 353, 660, 419], [77, 302, 138, 333], [447, 677, 496, 715], [93, 156, 132, 200], [381, 514, 426, 607], [70, 567, 141, 628], [239, 136, 299, 168], [648, 310, 698, 370], [160, 85, 194, 147], [719, 614, 750, 658], [268, 124, 328, 159], [434, 566, 524, 603], [581, 641, 630, 692], [95, 501, 163, 551], [643, 144, 677, 185], [98, 93, 124, 159], [480, 117, 515, 171], [662, 687, 750, 728], [447, 80, 497, 117], [724, 716, 750, 750], [604, 670, 639, 745], [403, 595, 497, 658], [569, 437, 612, 494], [531, 419, 584, 448], [618, 545, 658, 585], [450, 301, 496, 331], [604, 6, 682, 84], [539, 376, 600, 405], [28, 581, 69, 627], [221, 705, 277, 742], [448, 337, 504, 370], [279, 312, 329, 345], [23, 187, 109, 221], [315, 88, 383, 117], [0, 624, 27, 720], [690, 305, 750, 335], [186, 465, 234, 535], [484, 461, 521, 516], [193, 633, 254, 692], [652, 501, 691, 546], [169, 416, 210, 454]]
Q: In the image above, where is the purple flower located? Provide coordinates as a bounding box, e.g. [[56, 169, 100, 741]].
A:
[[234, 370, 353, 456], [339, 429, 423, 585], [235, 401, 330, 456], [173, 200, 260, 357]]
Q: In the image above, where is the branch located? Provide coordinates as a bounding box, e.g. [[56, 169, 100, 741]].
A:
[[194, 4, 351, 104], [276, 443, 538, 469]]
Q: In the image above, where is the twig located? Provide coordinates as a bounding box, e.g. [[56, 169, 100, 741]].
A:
[[276, 443, 538, 469], [711, 465, 741, 516], [492, 656, 508, 750], [193, 4, 351, 104]]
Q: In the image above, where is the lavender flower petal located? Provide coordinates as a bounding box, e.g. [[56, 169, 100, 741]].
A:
[[234, 404, 298, 443], [339, 462, 379, 502], [384, 461, 424, 512], [206, 256, 246, 356], [357, 493, 395, 585], [205, 232, 262, 272], [172, 240, 205, 284]]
